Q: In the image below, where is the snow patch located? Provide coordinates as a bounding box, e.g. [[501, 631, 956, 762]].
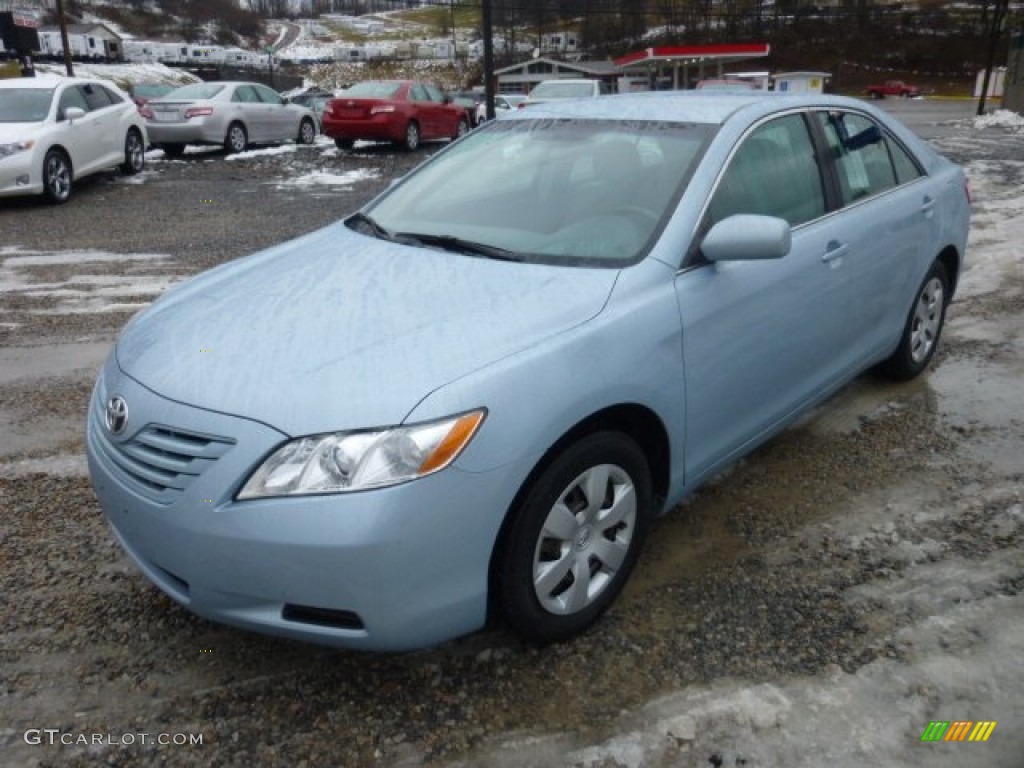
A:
[[274, 169, 379, 189]]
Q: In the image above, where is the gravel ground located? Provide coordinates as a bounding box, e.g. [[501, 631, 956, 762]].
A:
[[1, 108, 1022, 767]]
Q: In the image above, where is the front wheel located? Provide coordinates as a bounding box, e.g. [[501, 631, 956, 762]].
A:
[[498, 432, 652, 644], [224, 122, 248, 154], [42, 149, 72, 204], [877, 260, 950, 381], [121, 129, 145, 174]]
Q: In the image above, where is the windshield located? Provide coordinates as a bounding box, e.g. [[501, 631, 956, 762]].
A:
[[344, 81, 403, 98], [164, 83, 226, 100], [530, 82, 595, 99], [363, 118, 713, 267], [0, 88, 55, 122]]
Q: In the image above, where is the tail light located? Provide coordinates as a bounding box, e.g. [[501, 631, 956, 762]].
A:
[[184, 107, 213, 119], [139, 106, 154, 119], [964, 178, 972, 205]]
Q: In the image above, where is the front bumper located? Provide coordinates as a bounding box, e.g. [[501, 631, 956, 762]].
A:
[[0, 149, 42, 198], [86, 354, 515, 651]]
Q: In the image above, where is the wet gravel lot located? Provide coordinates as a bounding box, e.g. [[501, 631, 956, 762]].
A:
[[1, 103, 1022, 767]]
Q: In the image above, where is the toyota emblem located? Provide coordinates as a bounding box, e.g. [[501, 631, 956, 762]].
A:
[[105, 395, 128, 435]]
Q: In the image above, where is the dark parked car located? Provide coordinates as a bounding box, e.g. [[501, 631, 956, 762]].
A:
[[288, 89, 333, 129], [321, 79, 471, 151]]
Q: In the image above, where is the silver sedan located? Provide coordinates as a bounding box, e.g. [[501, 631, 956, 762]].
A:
[[142, 81, 317, 157]]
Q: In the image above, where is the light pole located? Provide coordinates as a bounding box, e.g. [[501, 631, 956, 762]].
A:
[[54, 0, 74, 76]]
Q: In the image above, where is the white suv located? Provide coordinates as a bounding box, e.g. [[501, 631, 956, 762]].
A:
[[523, 78, 610, 107]]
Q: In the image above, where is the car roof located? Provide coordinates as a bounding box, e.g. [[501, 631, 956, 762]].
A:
[[504, 90, 871, 126], [0, 74, 92, 89]]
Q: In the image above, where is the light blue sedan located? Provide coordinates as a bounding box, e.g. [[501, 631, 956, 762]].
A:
[[86, 92, 970, 651]]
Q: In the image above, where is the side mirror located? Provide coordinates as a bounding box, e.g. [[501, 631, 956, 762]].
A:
[[64, 106, 86, 122], [701, 214, 791, 262]]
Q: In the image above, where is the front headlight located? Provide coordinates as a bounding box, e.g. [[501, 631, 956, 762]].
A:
[[237, 410, 485, 499], [0, 140, 35, 159]]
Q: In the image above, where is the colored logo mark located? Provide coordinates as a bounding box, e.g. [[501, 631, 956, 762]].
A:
[[920, 721, 997, 743]]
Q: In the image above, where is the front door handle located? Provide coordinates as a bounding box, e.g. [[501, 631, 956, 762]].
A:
[[822, 240, 849, 263]]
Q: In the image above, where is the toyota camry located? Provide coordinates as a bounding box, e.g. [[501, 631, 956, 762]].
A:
[[87, 92, 970, 651]]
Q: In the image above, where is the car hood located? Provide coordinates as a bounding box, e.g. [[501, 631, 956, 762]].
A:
[[0, 121, 45, 140], [116, 222, 618, 436]]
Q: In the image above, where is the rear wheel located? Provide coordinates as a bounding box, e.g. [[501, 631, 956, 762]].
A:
[[402, 121, 420, 151], [121, 129, 145, 174], [453, 117, 469, 141], [42, 149, 72, 204], [224, 122, 248, 153], [297, 118, 316, 145], [498, 432, 652, 644], [878, 260, 950, 380]]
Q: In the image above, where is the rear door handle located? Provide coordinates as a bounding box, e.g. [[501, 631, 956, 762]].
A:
[[921, 195, 936, 218]]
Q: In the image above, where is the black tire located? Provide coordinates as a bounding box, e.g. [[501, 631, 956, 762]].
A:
[[42, 149, 72, 204], [334, 137, 354, 150], [402, 121, 420, 152], [224, 122, 247, 154], [452, 117, 469, 141], [297, 118, 316, 145], [498, 432, 652, 644], [121, 128, 145, 175], [160, 143, 185, 158], [878, 260, 950, 381]]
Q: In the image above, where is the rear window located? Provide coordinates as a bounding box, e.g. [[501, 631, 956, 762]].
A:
[[344, 81, 403, 98], [165, 83, 226, 100]]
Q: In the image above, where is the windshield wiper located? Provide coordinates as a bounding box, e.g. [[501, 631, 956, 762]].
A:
[[347, 212, 404, 243], [395, 233, 525, 262]]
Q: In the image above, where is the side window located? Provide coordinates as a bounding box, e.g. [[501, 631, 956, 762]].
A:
[[423, 84, 445, 103], [233, 86, 260, 103], [57, 86, 90, 119], [100, 86, 124, 105], [253, 85, 283, 105], [888, 138, 924, 185], [708, 114, 825, 227], [815, 111, 899, 203], [410, 84, 429, 102], [81, 83, 113, 111]]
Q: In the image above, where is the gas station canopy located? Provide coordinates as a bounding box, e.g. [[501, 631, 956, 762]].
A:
[[614, 43, 771, 89]]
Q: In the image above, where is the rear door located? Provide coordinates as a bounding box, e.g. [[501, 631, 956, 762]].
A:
[[232, 84, 266, 142], [809, 109, 929, 365]]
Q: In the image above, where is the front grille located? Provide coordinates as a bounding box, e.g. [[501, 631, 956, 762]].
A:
[[91, 403, 235, 505]]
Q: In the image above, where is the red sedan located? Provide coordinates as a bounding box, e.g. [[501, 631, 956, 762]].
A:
[[322, 80, 471, 151]]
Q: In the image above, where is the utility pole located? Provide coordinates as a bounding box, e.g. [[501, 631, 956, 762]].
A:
[[483, 0, 495, 120], [978, 0, 1009, 116], [54, 0, 74, 76]]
